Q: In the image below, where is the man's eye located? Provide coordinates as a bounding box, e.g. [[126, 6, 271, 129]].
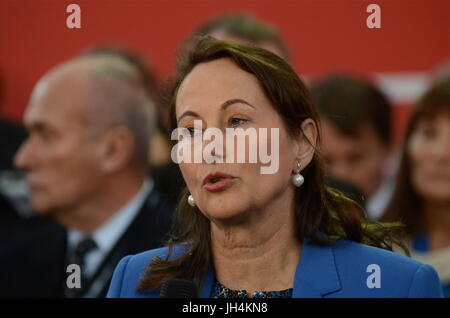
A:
[[38, 132, 53, 142], [348, 153, 364, 164], [421, 127, 437, 139], [230, 118, 248, 127]]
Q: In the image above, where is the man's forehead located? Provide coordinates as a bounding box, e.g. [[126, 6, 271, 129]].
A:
[[323, 119, 380, 140], [24, 73, 89, 128]]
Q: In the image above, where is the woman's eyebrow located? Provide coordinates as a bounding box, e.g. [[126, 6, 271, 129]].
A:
[[177, 99, 254, 123], [221, 98, 255, 110], [177, 110, 200, 124]]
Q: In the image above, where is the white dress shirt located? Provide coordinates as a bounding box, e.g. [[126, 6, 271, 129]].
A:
[[366, 177, 395, 220]]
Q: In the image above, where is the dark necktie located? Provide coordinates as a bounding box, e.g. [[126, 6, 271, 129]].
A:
[[64, 236, 97, 298]]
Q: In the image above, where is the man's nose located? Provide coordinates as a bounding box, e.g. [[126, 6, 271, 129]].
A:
[[14, 138, 35, 171]]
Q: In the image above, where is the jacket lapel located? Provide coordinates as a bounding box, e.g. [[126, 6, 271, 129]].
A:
[[293, 238, 342, 297], [198, 266, 215, 298], [83, 189, 173, 297]]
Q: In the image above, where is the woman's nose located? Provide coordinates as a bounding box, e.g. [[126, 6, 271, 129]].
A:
[[203, 128, 225, 163]]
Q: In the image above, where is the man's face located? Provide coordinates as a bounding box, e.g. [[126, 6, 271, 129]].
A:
[[320, 119, 389, 198], [14, 73, 104, 215]]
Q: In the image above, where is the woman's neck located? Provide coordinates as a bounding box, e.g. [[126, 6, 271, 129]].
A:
[[210, 204, 301, 297], [423, 201, 450, 251]]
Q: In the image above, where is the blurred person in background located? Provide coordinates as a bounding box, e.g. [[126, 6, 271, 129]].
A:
[[0, 53, 174, 297], [81, 46, 184, 205], [311, 74, 395, 219], [191, 13, 290, 61], [382, 77, 450, 297]]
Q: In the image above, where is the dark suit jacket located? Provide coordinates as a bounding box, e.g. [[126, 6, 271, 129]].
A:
[[0, 191, 22, 244], [0, 118, 27, 171], [0, 187, 174, 298], [0, 191, 52, 249]]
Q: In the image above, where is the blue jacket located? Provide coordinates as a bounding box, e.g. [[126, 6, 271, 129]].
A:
[[107, 238, 443, 298]]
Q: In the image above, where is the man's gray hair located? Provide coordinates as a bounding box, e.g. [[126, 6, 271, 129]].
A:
[[82, 55, 156, 167]]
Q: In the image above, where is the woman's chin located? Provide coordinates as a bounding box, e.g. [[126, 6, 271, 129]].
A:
[[202, 203, 249, 225]]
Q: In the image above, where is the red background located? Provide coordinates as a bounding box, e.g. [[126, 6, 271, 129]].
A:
[[1, 0, 449, 144]]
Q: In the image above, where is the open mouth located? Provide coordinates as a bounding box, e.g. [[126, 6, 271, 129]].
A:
[[209, 177, 225, 183], [202, 172, 235, 192]]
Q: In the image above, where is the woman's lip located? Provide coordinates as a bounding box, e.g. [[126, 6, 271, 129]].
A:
[[202, 172, 234, 186], [203, 177, 235, 192]]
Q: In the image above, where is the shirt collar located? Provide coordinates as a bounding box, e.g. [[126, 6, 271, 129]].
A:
[[68, 179, 153, 254], [366, 178, 395, 220]]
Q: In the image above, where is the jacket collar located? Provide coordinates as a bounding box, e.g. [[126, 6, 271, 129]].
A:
[[198, 238, 342, 298], [293, 238, 341, 297]]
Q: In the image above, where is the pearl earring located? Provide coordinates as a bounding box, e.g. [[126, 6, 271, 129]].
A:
[[292, 161, 304, 187], [187, 194, 196, 207]]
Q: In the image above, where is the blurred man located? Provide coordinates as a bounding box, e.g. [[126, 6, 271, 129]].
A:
[[311, 74, 394, 219], [80, 46, 185, 205], [0, 54, 173, 297], [192, 13, 290, 60]]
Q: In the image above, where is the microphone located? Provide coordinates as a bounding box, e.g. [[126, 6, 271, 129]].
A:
[[160, 279, 198, 298]]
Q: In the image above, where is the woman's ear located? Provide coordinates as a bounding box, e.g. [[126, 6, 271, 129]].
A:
[[294, 118, 318, 168]]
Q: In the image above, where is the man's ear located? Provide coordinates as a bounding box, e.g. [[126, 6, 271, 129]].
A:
[[294, 118, 318, 167], [98, 126, 135, 174]]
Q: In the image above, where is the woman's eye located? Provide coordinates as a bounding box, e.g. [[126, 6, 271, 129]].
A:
[[186, 127, 201, 136], [230, 118, 248, 127]]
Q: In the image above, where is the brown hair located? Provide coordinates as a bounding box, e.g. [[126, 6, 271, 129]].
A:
[[138, 36, 406, 291], [382, 77, 450, 235]]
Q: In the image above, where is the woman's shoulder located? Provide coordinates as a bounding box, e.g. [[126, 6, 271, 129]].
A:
[[329, 239, 442, 297], [333, 239, 421, 267], [122, 244, 189, 269], [107, 245, 189, 298]]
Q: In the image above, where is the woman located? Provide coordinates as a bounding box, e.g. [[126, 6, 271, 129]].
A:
[[107, 37, 442, 298], [382, 77, 450, 297]]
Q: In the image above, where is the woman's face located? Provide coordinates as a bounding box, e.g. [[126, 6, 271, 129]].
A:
[[175, 58, 315, 224], [407, 111, 450, 203]]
